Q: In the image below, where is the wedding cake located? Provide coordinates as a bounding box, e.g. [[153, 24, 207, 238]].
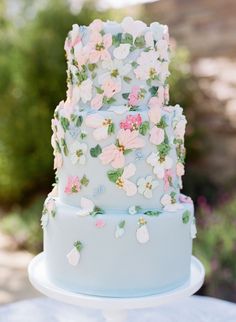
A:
[[41, 17, 197, 298]]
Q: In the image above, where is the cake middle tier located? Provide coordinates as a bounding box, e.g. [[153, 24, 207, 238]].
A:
[[52, 103, 186, 211]]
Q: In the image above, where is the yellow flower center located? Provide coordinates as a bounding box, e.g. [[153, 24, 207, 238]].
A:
[[96, 42, 105, 51], [116, 177, 124, 188], [149, 67, 157, 79], [139, 217, 147, 226], [111, 68, 119, 77], [118, 144, 125, 153], [76, 149, 83, 158], [146, 182, 152, 190], [102, 118, 112, 126]]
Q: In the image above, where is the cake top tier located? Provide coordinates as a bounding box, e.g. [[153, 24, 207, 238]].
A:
[[64, 17, 170, 112]]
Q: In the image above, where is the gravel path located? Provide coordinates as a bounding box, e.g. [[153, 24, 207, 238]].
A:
[[0, 232, 40, 304]]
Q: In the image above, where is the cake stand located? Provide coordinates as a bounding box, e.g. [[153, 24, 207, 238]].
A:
[[28, 252, 205, 322]]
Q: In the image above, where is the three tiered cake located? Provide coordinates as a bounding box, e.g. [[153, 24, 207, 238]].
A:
[[41, 17, 196, 298]]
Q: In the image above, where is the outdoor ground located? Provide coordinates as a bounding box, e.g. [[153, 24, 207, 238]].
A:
[[0, 231, 40, 304]]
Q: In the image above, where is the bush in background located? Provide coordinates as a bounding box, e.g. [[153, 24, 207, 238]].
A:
[[194, 195, 236, 302]]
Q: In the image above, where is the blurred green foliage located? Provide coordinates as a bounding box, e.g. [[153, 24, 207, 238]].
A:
[[194, 196, 236, 302], [1, 195, 44, 253]]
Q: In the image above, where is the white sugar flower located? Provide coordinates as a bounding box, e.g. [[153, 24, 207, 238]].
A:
[[44, 198, 56, 217], [40, 213, 49, 229], [134, 50, 161, 81], [161, 193, 183, 212], [67, 241, 83, 266], [70, 142, 87, 165], [113, 44, 131, 60], [115, 220, 126, 239], [121, 16, 146, 39], [85, 113, 114, 141], [136, 217, 149, 244], [173, 116, 187, 139], [116, 163, 137, 197], [77, 197, 95, 217], [99, 59, 132, 83], [137, 176, 158, 199], [159, 61, 170, 83], [156, 39, 169, 61], [150, 22, 165, 41], [71, 78, 92, 104], [128, 206, 137, 215], [147, 152, 173, 179]]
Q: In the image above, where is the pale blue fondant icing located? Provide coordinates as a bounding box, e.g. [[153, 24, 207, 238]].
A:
[[44, 199, 193, 297]]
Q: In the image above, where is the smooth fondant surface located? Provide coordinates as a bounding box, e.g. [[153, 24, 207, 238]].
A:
[[44, 199, 193, 297]]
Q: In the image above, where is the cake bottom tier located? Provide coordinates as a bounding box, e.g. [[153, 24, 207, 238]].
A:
[[43, 199, 194, 298]]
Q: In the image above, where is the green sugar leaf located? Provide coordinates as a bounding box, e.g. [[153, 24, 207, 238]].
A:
[[122, 33, 133, 45], [157, 142, 171, 158], [90, 206, 105, 217], [139, 121, 150, 136], [61, 139, 69, 156], [96, 86, 104, 94], [134, 35, 145, 48], [90, 144, 102, 158], [144, 210, 161, 217], [107, 168, 124, 183], [108, 123, 115, 135], [88, 63, 97, 72], [123, 76, 132, 83], [80, 132, 87, 140], [123, 149, 132, 155], [119, 220, 126, 229], [149, 86, 158, 97], [74, 240, 83, 252], [112, 33, 122, 47], [60, 117, 70, 132], [182, 210, 191, 224], [81, 175, 89, 187], [106, 97, 116, 105], [157, 116, 168, 129], [122, 93, 129, 100], [131, 61, 138, 68], [74, 115, 83, 127]]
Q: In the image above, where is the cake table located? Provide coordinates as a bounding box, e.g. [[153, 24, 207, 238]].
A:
[[28, 252, 205, 322]]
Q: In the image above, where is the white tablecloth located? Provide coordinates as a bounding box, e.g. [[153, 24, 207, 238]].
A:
[[0, 295, 236, 322]]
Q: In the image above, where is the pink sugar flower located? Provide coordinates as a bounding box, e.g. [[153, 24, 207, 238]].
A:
[[91, 94, 104, 110], [176, 162, 185, 177], [54, 153, 63, 170], [74, 44, 90, 70], [89, 19, 103, 32], [164, 169, 173, 192], [120, 114, 142, 131], [64, 24, 81, 52], [179, 194, 192, 204], [128, 86, 140, 106], [95, 219, 106, 228], [149, 126, 165, 145], [115, 163, 137, 196], [64, 176, 81, 194], [102, 78, 121, 98], [148, 87, 165, 110], [99, 129, 145, 168], [89, 31, 112, 63]]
